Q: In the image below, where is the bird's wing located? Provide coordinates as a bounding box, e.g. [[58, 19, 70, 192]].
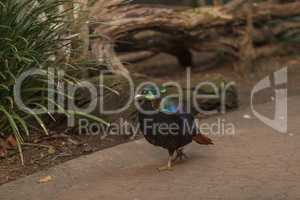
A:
[[178, 113, 199, 135], [178, 113, 214, 145]]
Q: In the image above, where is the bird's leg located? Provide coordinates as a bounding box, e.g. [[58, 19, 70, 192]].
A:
[[179, 148, 189, 160], [158, 152, 174, 171], [172, 148, 189, 162]]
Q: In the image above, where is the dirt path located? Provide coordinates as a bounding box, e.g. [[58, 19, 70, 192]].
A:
[[1, 95, 299, 200]]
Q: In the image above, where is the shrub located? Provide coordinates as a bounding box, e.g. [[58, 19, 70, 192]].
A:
[[0, 0, 108, 164]]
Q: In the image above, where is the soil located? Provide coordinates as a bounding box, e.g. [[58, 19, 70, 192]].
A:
[[0, 132, 138, 185], [1, 53, 300, 186]]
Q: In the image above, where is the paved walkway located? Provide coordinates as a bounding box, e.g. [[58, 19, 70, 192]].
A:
[[1, 96, 299, 200]]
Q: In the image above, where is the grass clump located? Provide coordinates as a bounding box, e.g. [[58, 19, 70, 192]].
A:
[[0, 0, 108, 164]]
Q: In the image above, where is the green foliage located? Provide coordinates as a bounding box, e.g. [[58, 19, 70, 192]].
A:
[[0, 0, 108, 165], [0, 0, 68, 164], [0, 0, 68, 69]]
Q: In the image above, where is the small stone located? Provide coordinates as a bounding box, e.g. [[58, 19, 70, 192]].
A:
[[243, 114, 251, 119], [271, 96, 275, 101]]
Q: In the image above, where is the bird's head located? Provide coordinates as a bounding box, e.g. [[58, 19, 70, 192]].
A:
[[135, 85, 167, 110]]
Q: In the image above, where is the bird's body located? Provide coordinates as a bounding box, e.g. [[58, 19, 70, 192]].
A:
[[137, 98, 213, 170], [139, 107, 194, 154]]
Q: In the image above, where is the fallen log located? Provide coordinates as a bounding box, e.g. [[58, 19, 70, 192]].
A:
[[89, 0, 300, 73], [119, 51, 158, 63]]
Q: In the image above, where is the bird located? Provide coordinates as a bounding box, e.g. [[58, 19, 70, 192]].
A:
[[135, 85, 213, 171]]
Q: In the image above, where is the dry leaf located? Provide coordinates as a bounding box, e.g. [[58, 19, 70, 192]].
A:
[[0, 147, 8, 157], [48, 146, 56, 155], [67, 138, 79, 145], [38, 175, 53, 183], [0, 138, 8, 157], [6, 135, 17, 148]]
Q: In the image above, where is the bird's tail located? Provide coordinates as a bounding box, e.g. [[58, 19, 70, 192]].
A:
[[193, 134, 213, 145]]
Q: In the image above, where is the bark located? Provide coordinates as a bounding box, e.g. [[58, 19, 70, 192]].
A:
[[67, 0, 90, 62], [75, 0, 90, 60], [89, 1, 300, 73], [119, 51, 158, 63], [237, 0, 255, 76]]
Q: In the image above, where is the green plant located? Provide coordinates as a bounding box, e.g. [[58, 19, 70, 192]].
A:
[[0, 0, 109, 165]]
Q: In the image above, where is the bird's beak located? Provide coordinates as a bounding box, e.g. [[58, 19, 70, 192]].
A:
[[134, 94, 145, 101]]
